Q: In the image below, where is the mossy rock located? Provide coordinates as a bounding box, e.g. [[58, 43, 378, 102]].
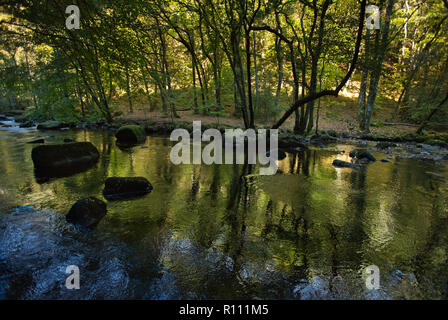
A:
[[309, 134, 337, 145], [31, 142, 99, 170], [66, 197, 107, 229], [103, 177, 153, 200], [14, 115, 29, 123], [376, 141, 397, 149], [327, 130, 338, 138], [19, 120, 34, 128], [116, 125, 146, 144], [277, 135, 308, 150], [349, 149, 376, 162], [36, 120, 65, 130], [425, 139, 447, 147], [402, 133, 425, 143], [332, 159, 361, 169]]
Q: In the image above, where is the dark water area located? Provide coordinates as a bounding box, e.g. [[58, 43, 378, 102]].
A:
[[1, 121, 448, 300]]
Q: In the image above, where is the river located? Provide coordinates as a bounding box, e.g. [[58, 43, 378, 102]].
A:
[[1, 119, 447, 299]]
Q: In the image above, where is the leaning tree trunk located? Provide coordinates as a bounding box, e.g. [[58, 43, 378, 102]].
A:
[[416, 90, 448, 134]]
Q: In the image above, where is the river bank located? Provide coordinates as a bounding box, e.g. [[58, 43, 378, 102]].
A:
[[3, 111, 448, 164]]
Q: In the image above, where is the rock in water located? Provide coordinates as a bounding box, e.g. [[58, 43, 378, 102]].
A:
[[31, 142, 99, 179], [376, 141, 397, 150], [36, 120, 65, 130], [349, 149, 376, 162], [103, 177, 153, 200], [115, 125, 146, 145], [66, 197, 107, 228], [27, 138, 45, 144], [19, 121, 34, 128], [332, 159, 361, 169], [278, 136, 309, 150], [266, 148, 287, 160]]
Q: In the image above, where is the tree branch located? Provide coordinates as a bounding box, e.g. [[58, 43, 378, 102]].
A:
[[271, 0, 367, 129]]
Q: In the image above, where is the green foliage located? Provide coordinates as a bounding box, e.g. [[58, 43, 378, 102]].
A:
[[0, 0, 446, 135]]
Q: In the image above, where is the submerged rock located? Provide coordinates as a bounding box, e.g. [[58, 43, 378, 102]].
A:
[[66, 197, 107, 228], [37, 120, 65, 130], [103, 177, 153, 200], [332, 159, 361, 169], [31, 142, 99, 173], [115, 125, 146, 145], [349, 149, 376, 162]]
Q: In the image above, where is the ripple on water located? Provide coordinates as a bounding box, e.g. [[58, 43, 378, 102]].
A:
[[0, 206, 136, 299]]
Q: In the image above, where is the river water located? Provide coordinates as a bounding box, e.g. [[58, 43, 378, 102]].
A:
[[1, 120, 447, 299]]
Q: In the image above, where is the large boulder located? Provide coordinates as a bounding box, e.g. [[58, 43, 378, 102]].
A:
[[66, 197, 107, 229], [37, 120, 65, 130], [115, 125, 146, 145], [332, 159, 361, 169], [31, 142, 99, 180], [103, 177, 153, 200]]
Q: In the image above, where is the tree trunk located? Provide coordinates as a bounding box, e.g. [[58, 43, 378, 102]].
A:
[[125, 63, 133, 114], [192, 53, 199, 114], [363, 0, 395, 132]]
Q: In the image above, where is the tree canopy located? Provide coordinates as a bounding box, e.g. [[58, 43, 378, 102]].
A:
[[1, 0, 447, 134]]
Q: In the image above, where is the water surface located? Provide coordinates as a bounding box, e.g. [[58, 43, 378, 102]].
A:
[[1, 123, 448, 299]]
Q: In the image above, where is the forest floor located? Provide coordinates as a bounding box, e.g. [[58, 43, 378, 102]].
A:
[[117, 95, 420, 137]]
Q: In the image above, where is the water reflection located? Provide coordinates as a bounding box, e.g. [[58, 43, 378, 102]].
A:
[[0, 127, 448, 299]]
